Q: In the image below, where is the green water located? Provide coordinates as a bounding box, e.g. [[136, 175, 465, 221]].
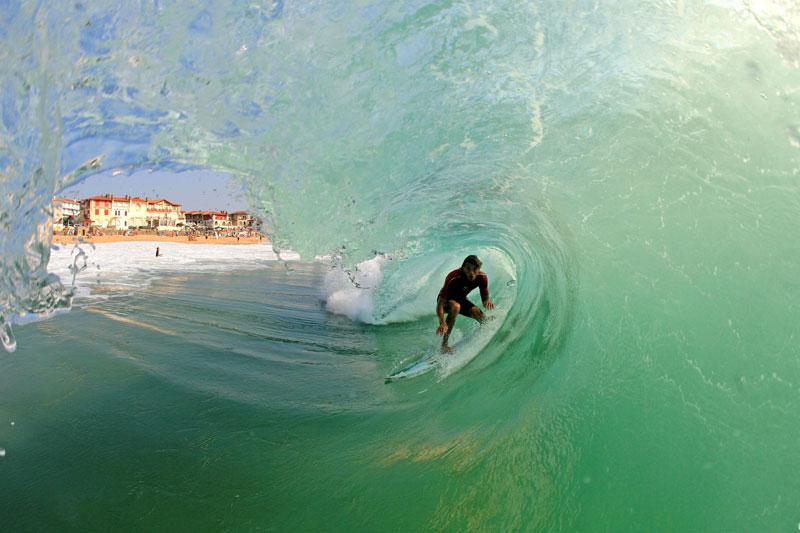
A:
[[2, 264, 380, 529], [3, 254, 800, 530], [1, 263, 530, 530], [3, 0, 800, 529]]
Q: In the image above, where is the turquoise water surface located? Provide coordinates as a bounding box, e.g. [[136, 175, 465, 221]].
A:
[[2, 0, 800, 530]]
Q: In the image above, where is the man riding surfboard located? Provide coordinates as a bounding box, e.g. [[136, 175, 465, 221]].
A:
[[435, 255, 494, 353]]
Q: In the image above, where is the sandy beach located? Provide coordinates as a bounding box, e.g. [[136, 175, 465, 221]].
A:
[[52, 233, 269, 246]]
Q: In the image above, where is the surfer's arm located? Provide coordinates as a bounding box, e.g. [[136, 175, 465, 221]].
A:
[[479, 275, 494, 310], [436, 298, 448, 335]]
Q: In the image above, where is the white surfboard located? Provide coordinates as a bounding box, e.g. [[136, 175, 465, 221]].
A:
[[385, 352, 440, 383]]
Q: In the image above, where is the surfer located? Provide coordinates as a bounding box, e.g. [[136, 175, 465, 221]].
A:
[[436, 255, 494, 353]]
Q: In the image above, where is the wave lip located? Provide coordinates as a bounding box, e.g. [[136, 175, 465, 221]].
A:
[[2, 1, 561, 356]]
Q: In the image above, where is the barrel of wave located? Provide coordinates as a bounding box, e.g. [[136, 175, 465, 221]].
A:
[[320, 247, 520, 378]]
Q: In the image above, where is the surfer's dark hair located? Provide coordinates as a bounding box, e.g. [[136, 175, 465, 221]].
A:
[[462, 255, 482, 270]]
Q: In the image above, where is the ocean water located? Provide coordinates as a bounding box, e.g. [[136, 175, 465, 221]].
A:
[[3, 0, 800, 530]]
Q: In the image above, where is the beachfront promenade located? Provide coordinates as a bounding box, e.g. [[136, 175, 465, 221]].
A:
[[52, 232, 268, 246], [52, 193, 267, 245]]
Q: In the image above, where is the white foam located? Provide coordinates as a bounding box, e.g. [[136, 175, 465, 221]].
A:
[[48, 241, 295, 297], [322, 256, 386, 322], [319, 252, 461, 325]]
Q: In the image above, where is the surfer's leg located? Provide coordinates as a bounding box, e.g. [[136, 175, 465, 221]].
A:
[[441, 300, 460, 353], [469, 305, 486, 324], [460, 299, 484, 323]]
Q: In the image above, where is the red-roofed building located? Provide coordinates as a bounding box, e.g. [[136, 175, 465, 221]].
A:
[[79, 194, 185, 230], [185, 211, 230, 230], [146, 198, 185, 230], [184, 211, 212, 228], [80, 195, 114, 227]]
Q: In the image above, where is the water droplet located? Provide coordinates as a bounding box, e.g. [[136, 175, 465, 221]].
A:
[[0, 448, 6, 457], [0, 317, 16, 353], [788, 125, 800, 148]]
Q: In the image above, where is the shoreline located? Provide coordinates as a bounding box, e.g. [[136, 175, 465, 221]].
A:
[[52, 234, 269, 246]]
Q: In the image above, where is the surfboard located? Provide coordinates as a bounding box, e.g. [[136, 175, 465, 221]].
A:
[[385, 352, 440, 383], [384, 316, 498, 383]]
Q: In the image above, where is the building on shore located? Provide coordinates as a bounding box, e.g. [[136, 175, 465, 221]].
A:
[[111, 196, 130, 229], [184, 211, 231, 231], [57, 193, 260, 234], [228, 211, 257, 229], [228, 211, 253, 229], [184, 211, 212, 229], [80, 195, 114, 228], [52, 198, 80, 230], [146, 199, 185, 230], [77, 194, 185, 230], [127, 197, 149, 228]]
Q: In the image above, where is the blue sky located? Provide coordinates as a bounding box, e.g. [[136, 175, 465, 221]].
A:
[[60, 169, 250, 212]]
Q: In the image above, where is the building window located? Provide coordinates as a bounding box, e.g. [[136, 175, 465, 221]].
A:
[[95, 209, 99, 215], [104, 209, 109, 215], [124, 211, 127, 216]]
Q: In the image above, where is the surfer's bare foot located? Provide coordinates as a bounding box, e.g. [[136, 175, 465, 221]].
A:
[[440, 345, 454, 354]]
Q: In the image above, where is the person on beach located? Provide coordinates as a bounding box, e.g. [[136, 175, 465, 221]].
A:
[[435, 255, 494, 353]]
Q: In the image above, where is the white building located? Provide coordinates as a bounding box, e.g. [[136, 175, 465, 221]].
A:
[[128, 197, 149, 228], [52, 197, 80, 230], [111, 197, 131, 229], [146, 199, 185, 230], [228, 211, 256, 229]]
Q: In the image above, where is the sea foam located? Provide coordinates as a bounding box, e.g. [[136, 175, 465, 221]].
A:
[[321, 255, 386, 323], [48, 241, 297, 297]]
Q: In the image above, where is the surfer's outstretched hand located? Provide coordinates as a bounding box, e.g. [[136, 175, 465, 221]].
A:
[[436, 323, 448, 336], [484, 298, 494, 310]]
